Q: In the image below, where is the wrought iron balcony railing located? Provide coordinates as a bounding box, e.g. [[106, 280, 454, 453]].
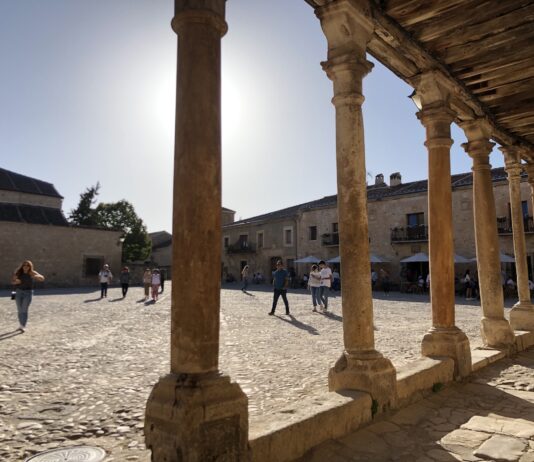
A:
[[391, 225, 428, 242], [226, 241, 256, 254], [321, 232, 339, 246], [497, 216, 534, 234]]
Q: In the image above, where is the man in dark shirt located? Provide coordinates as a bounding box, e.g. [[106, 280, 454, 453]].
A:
[[269, 260, 290, 316]]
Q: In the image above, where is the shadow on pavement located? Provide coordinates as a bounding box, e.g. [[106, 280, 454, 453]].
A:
[[322, 311, 342, 322], [274, 314, 319, 335], [83, 297, 103, 303], [0, 330, 23, 341]]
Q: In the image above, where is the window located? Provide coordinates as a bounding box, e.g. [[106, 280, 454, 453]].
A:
[[239, 234, 248, 248], [332, 223, 339, 233], [522, 200, 529, 218], [223, 236, 229, 248], [283, 226, 293, 247], [309, 226, 317, 241], [84, 256, 104, 277], [257, 231, 264, 249], [407, 213, 424, 227]]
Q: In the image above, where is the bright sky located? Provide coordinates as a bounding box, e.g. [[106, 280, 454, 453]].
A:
[[0, 0, 504, 232]]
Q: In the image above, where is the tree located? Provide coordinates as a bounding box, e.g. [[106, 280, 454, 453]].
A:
[[69, 183, 100, 226], [94, 200, 152, 262]]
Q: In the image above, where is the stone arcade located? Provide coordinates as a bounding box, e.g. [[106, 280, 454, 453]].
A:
[[144, 1, 534, 461]]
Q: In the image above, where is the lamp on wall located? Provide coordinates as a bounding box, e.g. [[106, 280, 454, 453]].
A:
[[118, 236, 126, 246], [408, 90, 422, 110]]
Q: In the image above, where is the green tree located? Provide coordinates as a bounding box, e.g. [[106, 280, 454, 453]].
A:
[[94, 200, 152, 262], [69, 183, 100, 226]]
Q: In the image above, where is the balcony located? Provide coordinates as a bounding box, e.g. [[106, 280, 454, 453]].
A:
[[226, 241, 256, 254], [322, 232, 339, 246], [497, 216, 534, 234], [391, 225, 428, 243]]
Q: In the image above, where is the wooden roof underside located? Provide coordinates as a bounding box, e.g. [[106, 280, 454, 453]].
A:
[[305, 0, 534, 160]]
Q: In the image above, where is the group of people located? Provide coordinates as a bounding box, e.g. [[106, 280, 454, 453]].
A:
[[97, 265, 165, 302], [371, 268, 391, 294]]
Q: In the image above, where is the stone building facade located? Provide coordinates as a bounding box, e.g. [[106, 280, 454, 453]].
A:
[[0, 168, 122, 287], [222, 168, 533, 283]]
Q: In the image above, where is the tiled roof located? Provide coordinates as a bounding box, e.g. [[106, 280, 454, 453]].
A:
[[226, 167, 511, 227], [0, 168, 62, 198], [149, 231, 172, 249], [0, 203, 68, 226]]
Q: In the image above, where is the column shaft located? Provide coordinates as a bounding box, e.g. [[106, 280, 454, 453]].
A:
[[469, 145, 504, 317], [506, 160, 531, 304], [420, 110, 456, 329], [330, 61, 375, 355], [171, 7, 227, 374]]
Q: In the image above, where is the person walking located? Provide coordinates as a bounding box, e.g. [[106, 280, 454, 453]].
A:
[[318, 260, 332, 312], [159, 268, 166, 293], [151, 269, 161, 302], [119, 267, 130, 298], [464, 269, 473, 300], [98, 264, 113, 298], [142, 267, 152, 301], [241, 265, 250, 292], [380, 268, 390, 295], [269, 260, 290, 315], [308, 264, 322, 312], [11, 260, 45, 332]]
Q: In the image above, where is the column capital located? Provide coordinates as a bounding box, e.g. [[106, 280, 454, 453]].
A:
[[462, 140, 495, 169], [501, 146, 523, 179], [417, 104, 456, 126], [524, 162, 534, 184], [413, 70, 455, 108], [172, 2, 228, 37], [316, 0, 374, 60]]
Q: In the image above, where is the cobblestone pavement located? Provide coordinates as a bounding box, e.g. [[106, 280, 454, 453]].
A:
[[0, 283, 510, 461], [300, 349, 534, 462]]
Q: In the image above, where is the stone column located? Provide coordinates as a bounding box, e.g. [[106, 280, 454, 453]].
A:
[[502, 146, 534, 330], [415, 72, 471, 377], [144, 2, 248, 461], [461, 120, 515, 347], [316, 0, 396, 410]]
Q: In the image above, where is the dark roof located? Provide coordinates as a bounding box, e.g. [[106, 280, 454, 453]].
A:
[[0, 168, 63, 198], [149, 231, 172, 249], [0, 203, 68, 226], [222, 207, 235, 213], [225, 167, 511, 228]]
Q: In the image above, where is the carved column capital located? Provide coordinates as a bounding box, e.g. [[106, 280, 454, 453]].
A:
[[316, 0, 374, 59], [501, 146, 523, 179], [172, 2, 228, 37], [462, 140, 495, 171], [417, 104, 456, 127], [524, 162, 534, 185]]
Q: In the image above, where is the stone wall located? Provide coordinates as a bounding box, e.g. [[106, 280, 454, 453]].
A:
[[0, 222, 122, 288], [0, 190, 62, 208]]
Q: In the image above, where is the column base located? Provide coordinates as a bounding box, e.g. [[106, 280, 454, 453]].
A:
[[328, 350, 397, 412], [510, 302, 534, 331], [421, 327, 472, 378], [145, 372, 248, 462], [481, 316, 516, 350]]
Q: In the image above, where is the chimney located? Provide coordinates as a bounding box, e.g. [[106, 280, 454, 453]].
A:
[[375, 173, 385, 186], [390, 172, 402, 187]]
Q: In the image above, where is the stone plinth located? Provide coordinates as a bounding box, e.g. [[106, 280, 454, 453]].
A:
[[480, 317, 517, 351], [510, 304, 534, 331], [421, 327, 472, 378], [145, 373, 248, 462], [328, 351, 397, 412]]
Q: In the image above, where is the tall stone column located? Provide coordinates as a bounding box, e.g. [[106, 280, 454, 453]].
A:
[[461, 120, 515, 347], [144, 2, 248, 461], [502, 146, 534, 330], [416, 72, 471, 377], [316, 0, 396, 410]]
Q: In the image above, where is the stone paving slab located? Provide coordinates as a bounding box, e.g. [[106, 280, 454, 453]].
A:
[[0, 284, 495, 460], [299, 349, 534, 462]]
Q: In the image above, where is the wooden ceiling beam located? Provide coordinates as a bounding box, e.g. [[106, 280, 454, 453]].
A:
[[462, 58, 534, 85], [442, 22, 534, 64], [385, 0, 465, 26], [411, 0, 531, 43]]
